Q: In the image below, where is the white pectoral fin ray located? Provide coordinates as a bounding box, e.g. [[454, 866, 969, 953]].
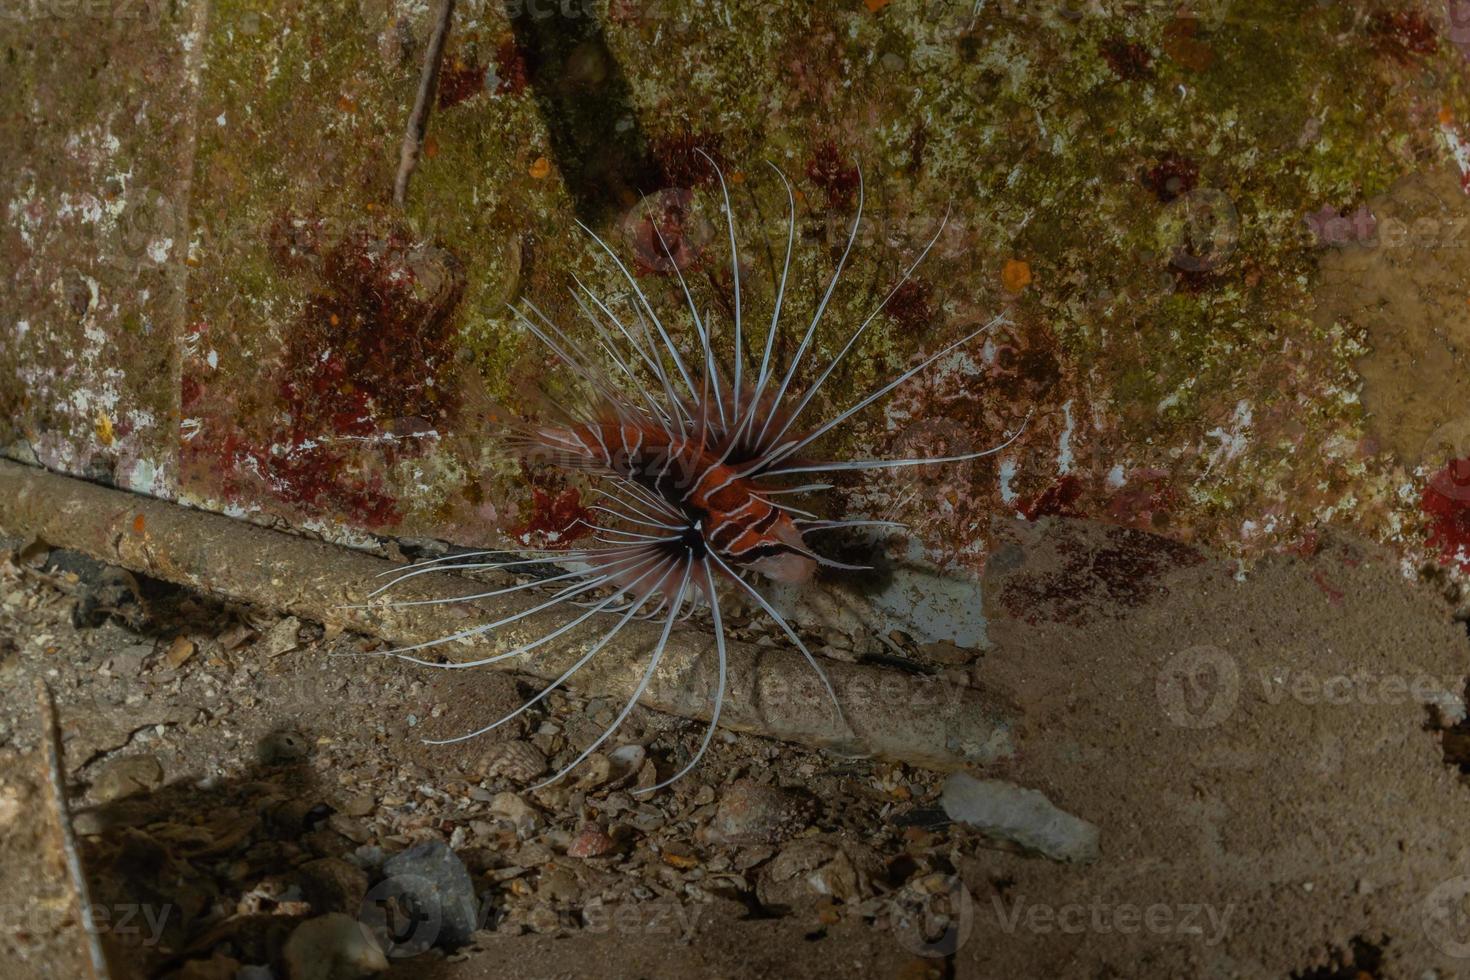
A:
[[640, 558, 727, 793], [528, 562, 694, 790], [765, 412, 1031, 478], [423, 557, 672, 745]]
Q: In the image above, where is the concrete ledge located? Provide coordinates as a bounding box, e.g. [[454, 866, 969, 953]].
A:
[[0, 459, 1020, 771]]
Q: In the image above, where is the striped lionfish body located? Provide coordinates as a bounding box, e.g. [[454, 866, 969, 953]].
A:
[[364, 152, 1026, 792], [538, 419, 816, 586]]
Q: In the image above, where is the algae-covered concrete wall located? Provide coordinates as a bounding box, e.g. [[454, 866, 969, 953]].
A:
[[5, 0, 1470, 582]]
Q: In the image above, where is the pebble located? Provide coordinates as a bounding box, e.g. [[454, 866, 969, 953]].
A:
[[339, 793, 375, 818], [513, 841, 554, 866], [757, 838, 880, 906], [282, 913, 388, 980], [0, 779, 33, 832], [566, 823, 616, 859], [608, 744, 646, 773], [263, 616, 303, 658], [349, 845, 387, 872], [628, 805, 666, 833], [538, 867, 580, 903], [163, 635, 196, 669], [489, 792, 541, 834], [939, 773, 1100, 863], [477, 740, 547, 783], [91, 754, 164, 803], [327, 814, 372, 845], [573, 753, 613, 788], [257, 730, 311, 765], [297, 857, 370, 915], [660, 842, 699, 869], [702, 779, 816, 845], [527, 906, 560, 933], [380, 840, 480, 949]]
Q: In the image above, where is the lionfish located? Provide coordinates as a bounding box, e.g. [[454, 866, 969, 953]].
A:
[[363, 154, 1025, 792]]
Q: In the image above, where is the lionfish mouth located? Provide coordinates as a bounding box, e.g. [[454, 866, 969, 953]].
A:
[[361, 150, 1029, 791]]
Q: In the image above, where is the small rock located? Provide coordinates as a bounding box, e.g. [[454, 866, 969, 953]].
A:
[[919, 639, 976, 666], [477, 741, 547, 783], [264, 616, 303, 658], [340, 793, 375, 818], [538, 867, 581, 903], [513, 841, 555, 867], [258, 730, 311, 765], [283, 913, 388, 980], [702, 779, 816, 845], [1427, 687, 1467, 728], [298, 857, 370, 914], [378, 840, 480, 950], [566, 824, 615, 859], [64, 559, 147, 629], [328, 814, 372, 845], [607, 744, 647, 788], [163, 636, 196, 669], [91, 755, 164, 803], [633, 758, 658, 792], [262, 799, 332, 839], [629, 804, 665, 833], [0, 778, 33, 833], [100, 644, 151, 678], [734, 845, 775, 871], [489, 791, 541, 834], [660, 842, 699, 869], [573, 753, 613, 789], [757, 838, 882, 907], [608, 744, 646, 772], [217, 621, 256, 651], [939, 773, 1100, 863], [350, 845, 387, 872], [527, 906, 560, 933]]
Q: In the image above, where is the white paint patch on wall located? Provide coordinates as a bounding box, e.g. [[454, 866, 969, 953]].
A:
[[998, 457, 1018, 504], [1205, 400, 1254, 473], [1057, 399, 1075, 474]]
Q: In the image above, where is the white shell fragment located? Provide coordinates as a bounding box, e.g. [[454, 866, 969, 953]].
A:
[[940, 773, 1100, 864]]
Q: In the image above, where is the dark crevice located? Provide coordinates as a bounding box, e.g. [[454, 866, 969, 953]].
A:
[[1435, 676, 1470, 773], [1290, 935, 1387, 980], [505, 1, 659, 226]]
